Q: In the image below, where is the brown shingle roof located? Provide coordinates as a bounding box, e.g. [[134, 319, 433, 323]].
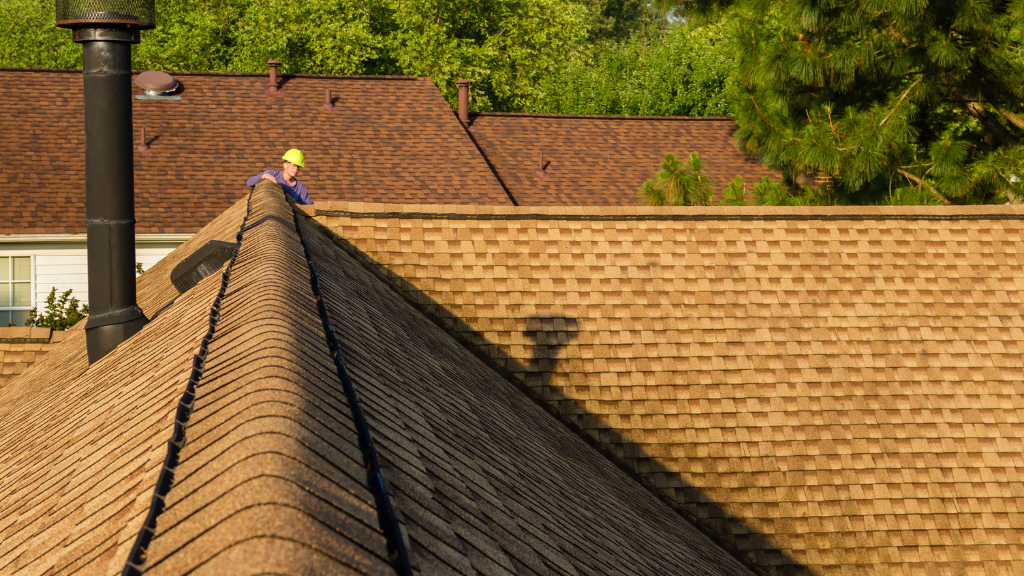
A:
[[0, 182, 754, 575], [467, 112, 781, 205], [310, 200, 1024, 576], [0, 328, 67, 388], [0, 69, 511, 235]]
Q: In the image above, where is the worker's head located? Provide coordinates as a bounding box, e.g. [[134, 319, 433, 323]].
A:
[[281, 148, 304, 179]]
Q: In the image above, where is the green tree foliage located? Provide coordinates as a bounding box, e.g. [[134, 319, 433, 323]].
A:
[[529, 19, 734, 116], [0, 0, 731, 114], [385, 0, 590, 110], [1, 0, 596, 112], [639, 152, 714, 205], [715, 0, 1024, 204], [578, 0, 658, 42], [25, 288, 88, 331], [716, 174, 834, 205], [0, 0, 79, 68]]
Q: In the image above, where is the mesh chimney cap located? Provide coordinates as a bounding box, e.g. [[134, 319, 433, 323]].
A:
[[135, 71, 178, 95], [55, 0, 156, 29]]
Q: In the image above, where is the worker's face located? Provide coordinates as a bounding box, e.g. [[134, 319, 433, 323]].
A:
[[282, 161, 301, 180]]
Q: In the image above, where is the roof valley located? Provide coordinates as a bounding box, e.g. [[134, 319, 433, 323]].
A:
[[458, 118, 518, 206]]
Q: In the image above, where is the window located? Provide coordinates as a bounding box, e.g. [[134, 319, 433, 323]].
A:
[[1, 256, 32, 327]]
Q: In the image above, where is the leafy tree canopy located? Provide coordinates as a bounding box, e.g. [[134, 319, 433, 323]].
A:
[[703, 0, 1024, 204], [528, 18, 734, 116], [1, 0, 600, 111], [1, 0, 734, 115]]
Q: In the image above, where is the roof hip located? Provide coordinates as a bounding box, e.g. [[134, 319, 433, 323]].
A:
[[123, 181, 410, 575], [289, 189, 413, 576], [121, 184, 249, 576]]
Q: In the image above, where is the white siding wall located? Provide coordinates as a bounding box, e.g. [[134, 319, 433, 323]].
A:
[[0, 238, 187, 309], [35, 252, 90, 304]]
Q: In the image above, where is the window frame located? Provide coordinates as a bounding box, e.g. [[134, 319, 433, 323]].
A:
[[0, 253, 35, 327]]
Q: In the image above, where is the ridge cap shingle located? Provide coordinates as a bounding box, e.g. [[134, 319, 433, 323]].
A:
[[310, 200, 1024, 218], [130, 181, 403, 576]]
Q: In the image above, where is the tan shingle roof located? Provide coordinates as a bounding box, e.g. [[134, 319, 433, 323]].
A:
[[467, 113, 780, 205], [310, 200, 1024, 576], [0, 69, 511, 234], [0, 328, 67, 389], [139, 184, 394, 575], [0, 182, 754, 575], [0, 198, 247, 574]]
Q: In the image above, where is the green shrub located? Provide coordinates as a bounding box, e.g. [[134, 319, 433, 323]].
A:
[[25, 288, 88, 331]]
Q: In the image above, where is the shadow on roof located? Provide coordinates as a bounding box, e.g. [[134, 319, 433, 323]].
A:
[[302, 218, 808, 576]]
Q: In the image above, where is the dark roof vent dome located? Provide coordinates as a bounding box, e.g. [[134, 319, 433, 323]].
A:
[[135, 70, 178, 96], [171, 240, 239, 294]]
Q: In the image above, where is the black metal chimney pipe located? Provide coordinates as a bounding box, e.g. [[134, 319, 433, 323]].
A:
[[57, 2, 156, 363]]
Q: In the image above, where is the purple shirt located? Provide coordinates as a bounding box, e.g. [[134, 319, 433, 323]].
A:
[[246, 170, 311, 205]]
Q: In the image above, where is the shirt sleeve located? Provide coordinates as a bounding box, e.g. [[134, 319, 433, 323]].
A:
[[245, 170, 273, 187]]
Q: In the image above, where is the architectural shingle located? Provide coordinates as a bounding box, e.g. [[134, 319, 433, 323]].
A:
[[467, 112, 781, 205], [0, 182, 754, 575], [311, 200, 1024, 576], [0, 328, 67, 388], [0, 69, 512, 235]]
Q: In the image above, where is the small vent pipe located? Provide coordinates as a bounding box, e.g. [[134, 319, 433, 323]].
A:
[[56, 0, 154, 363], [456, 79, 471, 124], [536, 152, 550, 179], [137, 127, 150, 153], [268, 60, 282, 95]]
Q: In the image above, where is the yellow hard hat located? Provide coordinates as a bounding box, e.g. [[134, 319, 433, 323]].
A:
[[282, 148, 305, 167]]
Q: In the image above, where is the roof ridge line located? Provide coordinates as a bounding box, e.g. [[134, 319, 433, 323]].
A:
[[314, 208, 1024, 221], [120, 185, 253, 576], [289, 194, 413, 576]]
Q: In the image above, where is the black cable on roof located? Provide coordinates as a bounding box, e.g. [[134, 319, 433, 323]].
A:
[[288, 193, 414, 576], [121, 186, 254, 576]]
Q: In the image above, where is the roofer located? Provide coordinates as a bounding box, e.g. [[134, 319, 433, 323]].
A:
[[246, 149, 311, 205]]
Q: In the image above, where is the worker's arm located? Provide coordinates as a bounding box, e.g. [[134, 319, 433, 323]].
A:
[[245, 170, 277, 186]]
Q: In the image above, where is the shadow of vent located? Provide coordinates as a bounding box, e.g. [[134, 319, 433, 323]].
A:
[[306, 217, 815, 576]]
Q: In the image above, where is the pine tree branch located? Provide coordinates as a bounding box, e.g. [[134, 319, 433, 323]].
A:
[[993, 105, 1024, 132], [896, 168, 952, 205], [964, 100, 1018, 146], [882, 22, 912, 47], [748, 90, 783, 131], [879, 78, 921, 126]]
